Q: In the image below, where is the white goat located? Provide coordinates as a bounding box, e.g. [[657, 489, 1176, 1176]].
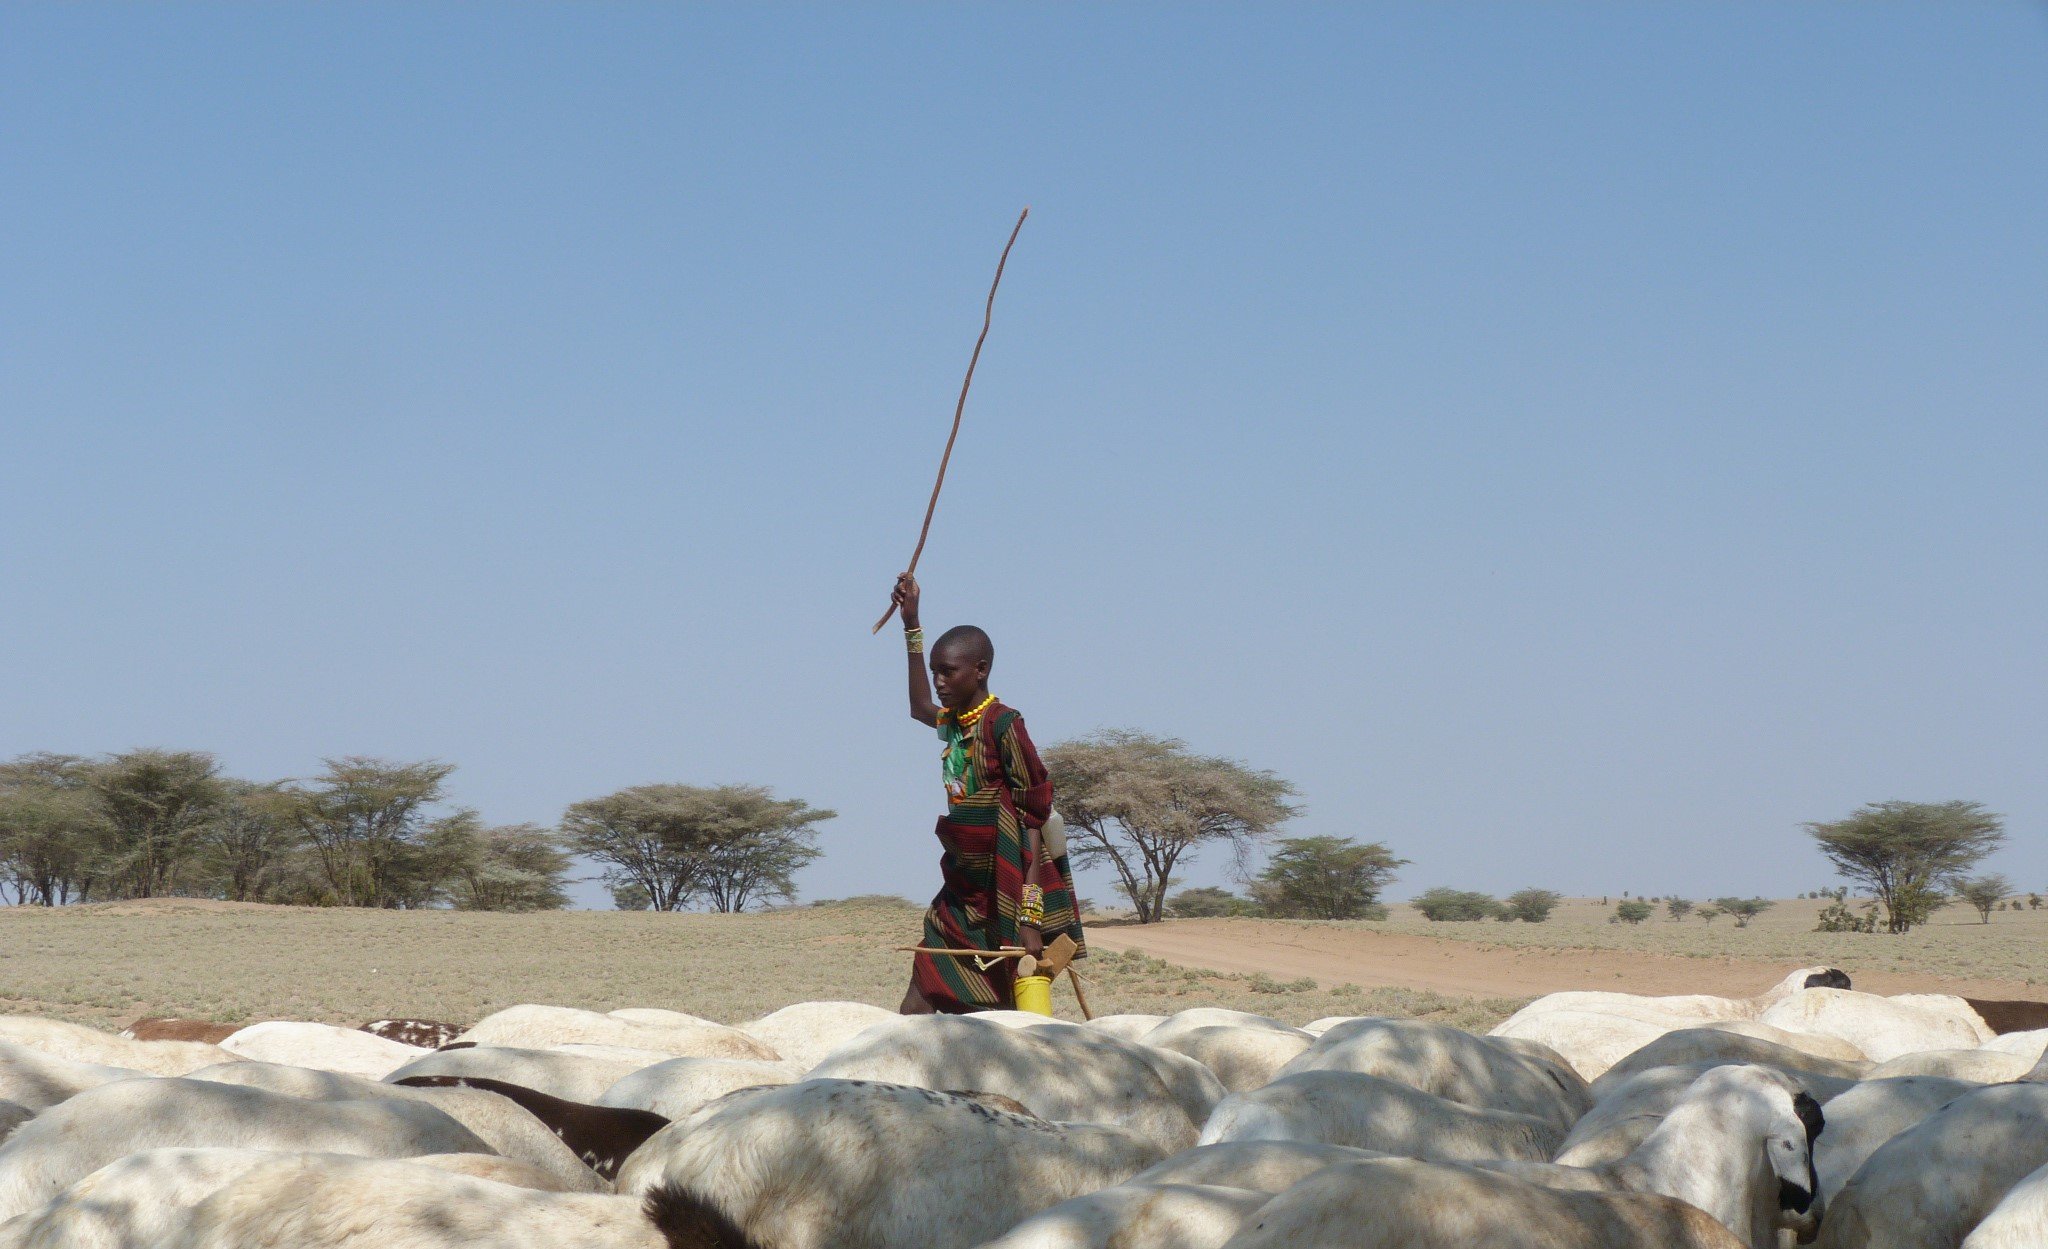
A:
[[0, 1147, 577, 1249], [454, 1005, 777, 1062], [1556, 1060, 1853, 1168], [385, 1044, 649, 1102], [1147, 1026, 1312, 1094], [1864, 1049, 2033, 1083], [1815, 1082, 2048, 1249], [1081, 1015, 1167, 1043], [1963, 1157, 2048, 1249], [975, 1182, 1272, 1249], [0, 1043, 139, 1113], [1142, 1010, 1303, 1049], [1758, 989, 1993, 1064], [736, 1001, 896, 1069], [1217, 1155, 1749, 1249], [0, 1019, 227, 1078], [598, 1056, 804, 1120], [164, 1153, 664, 1249], [618, 1079, 1163, 1249], [217, 1020, 426, 1078], [1480, 1064, 1824, 1249], [189, 1060, 607, 1192], [0, 1076, 493, 1220], [608, 1008, 720, 1028], [1125, 1141, 1382, 1193], [806, 1015, 1202, 1151], [1590, 1027, 1867, 1099], [1812, 1075, 1976, 1203], [1979, 1028, 2048, 1064], [1281, 1017, 1589, 1129], [1197, 1070, 1562, 1162]]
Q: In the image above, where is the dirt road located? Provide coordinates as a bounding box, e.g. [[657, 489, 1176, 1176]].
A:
[[1087, 918, 2042, 1001]]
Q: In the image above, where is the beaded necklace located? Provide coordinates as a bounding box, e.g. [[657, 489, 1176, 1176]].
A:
[[939, 693, 997, 803]]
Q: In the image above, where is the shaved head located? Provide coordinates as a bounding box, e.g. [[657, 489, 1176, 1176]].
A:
[[933, 625, 994, 672]]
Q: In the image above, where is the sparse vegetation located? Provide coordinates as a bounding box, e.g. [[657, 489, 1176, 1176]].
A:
[[1411, 887, 1500, 922], [1958, 874, 2011, 924], [1613, 900, 1653, 925], [0, 900, 1524, 1032], [1168, 885, 1260, 919], [1501, 889, 1562, 923], [1807, 800, 2004, 934], [1044, 730, 1298, 924], [1713, 897, 1775, 928], [1252, 836, 1405, 921]]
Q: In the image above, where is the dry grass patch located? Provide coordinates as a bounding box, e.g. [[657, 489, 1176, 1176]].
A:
[[0, 898, 1522, 1034], [1366, 896, 2048, 987]]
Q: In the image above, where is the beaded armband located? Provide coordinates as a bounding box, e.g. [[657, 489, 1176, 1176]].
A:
[[1020, 882, 1046, 927], [905, 627, 923, 654]]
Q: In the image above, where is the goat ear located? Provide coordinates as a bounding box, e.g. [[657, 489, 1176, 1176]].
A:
[[644, 1186, 759, 1249]]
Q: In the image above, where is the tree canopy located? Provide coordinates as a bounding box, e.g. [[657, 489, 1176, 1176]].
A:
[[1254, 836, 1406, 920], [1957, 873, 2011, 924], [563, 783, 832, 913], [1806, 800, 2004, 934], [1411, 887, 1499, 922], [1044, 729, 1297, 924]]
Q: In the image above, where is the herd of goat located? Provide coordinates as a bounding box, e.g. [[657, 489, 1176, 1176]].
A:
[[0, 967, 2045, 1248]]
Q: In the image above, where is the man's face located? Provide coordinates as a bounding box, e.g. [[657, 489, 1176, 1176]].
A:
[[929, 646, 988, 709]]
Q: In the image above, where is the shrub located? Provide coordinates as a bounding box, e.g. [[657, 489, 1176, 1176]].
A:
[[1411, 887, 1500, 922], [1712, 897, 1776, 928], [1501, 888, 1562, 923], [1815, 896, 1878, 933], [1695, 904, 1722, 924], [1169, 885, 1260, 919], [1614, 900, 1653, 924], [1665, 897, 1694, 921]]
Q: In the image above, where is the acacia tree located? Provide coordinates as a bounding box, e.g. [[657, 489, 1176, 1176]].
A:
[[196, 782, 303, 903], [1712, 896, 1775, 928], [1254, 836, 1407, 920], [565, 783, 832, 912], [1957, 874, 2011, 924], [89, 749, 226, 897], [1807, 800, 2004, 934], [1044, 730, 1297, 924], [286, 758, 457, 907], [0, 754, 105, 904], [442, 821, 573, 912], [690, 787, 832, 913]]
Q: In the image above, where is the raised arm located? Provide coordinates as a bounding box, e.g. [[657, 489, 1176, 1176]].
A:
[[893, 574, 940, 727]]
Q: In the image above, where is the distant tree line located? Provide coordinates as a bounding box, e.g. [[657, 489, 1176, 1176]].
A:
[[0, 749, 831, 913]]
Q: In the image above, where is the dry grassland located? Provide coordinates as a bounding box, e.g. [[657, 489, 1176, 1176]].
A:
[[0, 898, 1516, 1034], [1365, 896, 2048, 987]]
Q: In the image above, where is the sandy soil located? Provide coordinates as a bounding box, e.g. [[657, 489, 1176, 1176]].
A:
[[1087, 917, 2045, 1002]]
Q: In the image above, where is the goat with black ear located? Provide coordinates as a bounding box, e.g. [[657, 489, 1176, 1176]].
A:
[[1477, 1064, 1828, 1249]]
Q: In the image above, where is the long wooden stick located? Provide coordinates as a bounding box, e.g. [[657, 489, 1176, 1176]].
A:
[[895, 945, 1031, 957], [873, 207, 1031, 633]]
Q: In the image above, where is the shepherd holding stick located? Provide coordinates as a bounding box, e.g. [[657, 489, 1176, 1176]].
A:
[[880, 210, 1087, 1015]]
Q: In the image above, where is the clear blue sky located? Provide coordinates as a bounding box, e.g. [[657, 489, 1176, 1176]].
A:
[[4, 4, 2043, 910]]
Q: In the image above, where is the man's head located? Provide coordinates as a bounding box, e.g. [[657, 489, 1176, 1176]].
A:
[[930, 625, 994, 710]]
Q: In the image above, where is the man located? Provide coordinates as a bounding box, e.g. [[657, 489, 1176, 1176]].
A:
[[890, 573, 1085, 1014]]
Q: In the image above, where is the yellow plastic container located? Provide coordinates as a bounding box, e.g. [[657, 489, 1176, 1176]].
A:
[[1013, 974, 1054, 1016]]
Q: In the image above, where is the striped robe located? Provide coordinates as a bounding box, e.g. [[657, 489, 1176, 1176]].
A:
[[913, 703, 1086, 1012]]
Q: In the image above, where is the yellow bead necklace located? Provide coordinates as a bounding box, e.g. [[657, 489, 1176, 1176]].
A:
[[946, 692, 997, 729]]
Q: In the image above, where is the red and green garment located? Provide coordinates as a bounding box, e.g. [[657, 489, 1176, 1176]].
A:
[[913, 702, 1086, 1012]]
